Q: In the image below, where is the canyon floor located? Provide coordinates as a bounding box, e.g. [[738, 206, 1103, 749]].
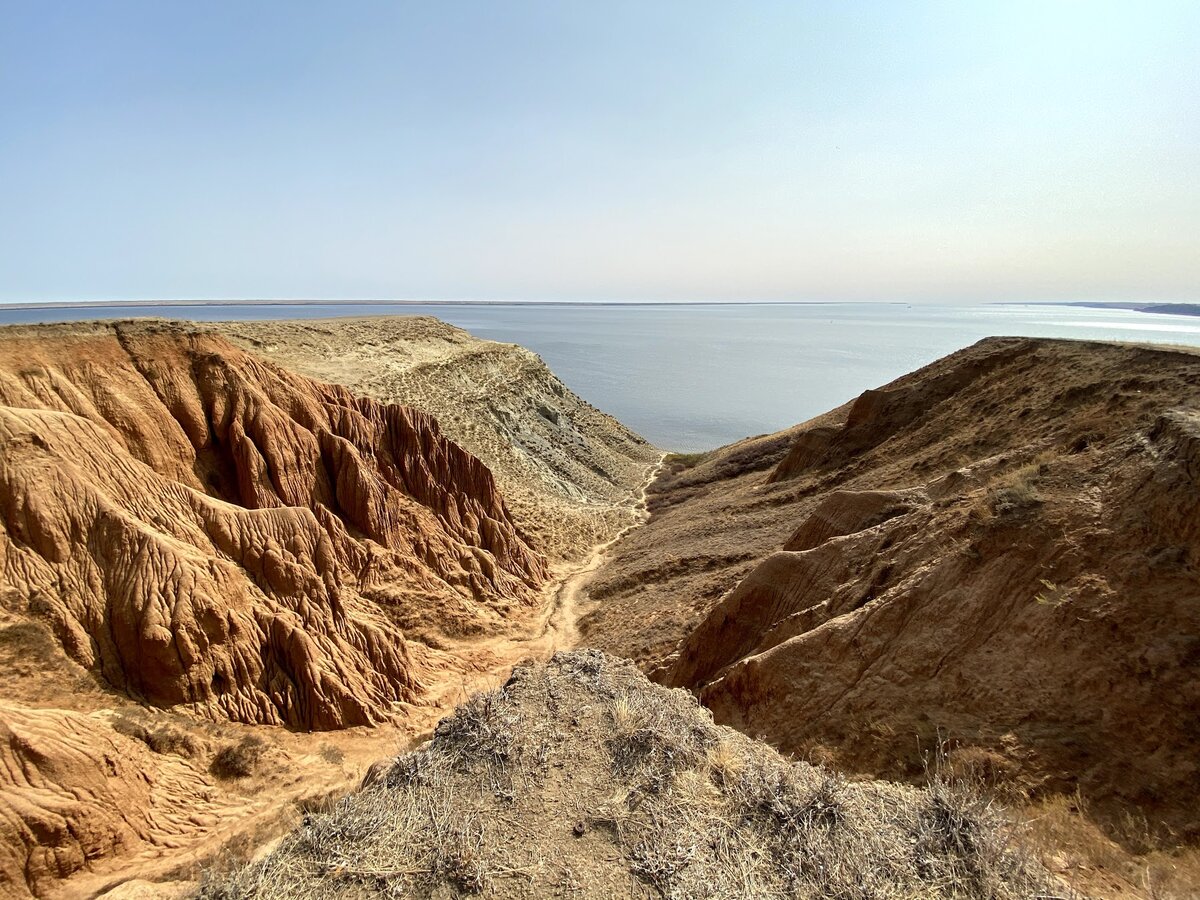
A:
[[1, 320, 1198, 899]]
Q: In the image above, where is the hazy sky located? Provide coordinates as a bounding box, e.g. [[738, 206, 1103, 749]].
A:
[[1, 1, 1197, 304]]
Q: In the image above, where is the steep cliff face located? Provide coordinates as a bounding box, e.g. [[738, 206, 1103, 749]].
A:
[[584, 338, 1200, 837], [215, 317, 660, 562], [0, 321, 546, 731]]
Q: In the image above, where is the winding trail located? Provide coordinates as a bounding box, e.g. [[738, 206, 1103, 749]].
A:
[[80, 458, 667, 898], [441, 454, 666, 690], [535, 453, 666, 651]]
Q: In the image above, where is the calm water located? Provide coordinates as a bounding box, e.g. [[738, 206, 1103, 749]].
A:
[[5, 302, 1199, 451]]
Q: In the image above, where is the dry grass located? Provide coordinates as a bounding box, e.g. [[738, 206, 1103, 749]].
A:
[[198, 651, 1054, 899], [210, 735, 267, 780], [318, 743, 345, 766], [608, 693, 641, 734], [705, 736, 745, 786], [1021, 793, 1200, 899], [985, 455, 1051, 514]]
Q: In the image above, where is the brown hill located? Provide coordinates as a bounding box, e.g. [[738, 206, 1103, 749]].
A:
[[0, 702, 230, 898], [214, 317, 661, 562], [0, 320, 546, 729], [581, 337, 1200, 844]]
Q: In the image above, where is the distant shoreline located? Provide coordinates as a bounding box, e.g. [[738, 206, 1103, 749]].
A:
[[1068, 301, 1200, 318], [0, 299, 891, 311], [2, 298, 1197, 315], [992, 300, 1200, 318]]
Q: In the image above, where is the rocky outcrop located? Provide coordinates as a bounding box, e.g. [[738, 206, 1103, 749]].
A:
[[0, 321, 546, 730], [589, 337, 1200, 838]]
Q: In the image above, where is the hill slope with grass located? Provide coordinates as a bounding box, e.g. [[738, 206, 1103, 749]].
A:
[[216, 316, 660, 562], [582, 337, 1200, 862], [201, 650, 1051, 900]]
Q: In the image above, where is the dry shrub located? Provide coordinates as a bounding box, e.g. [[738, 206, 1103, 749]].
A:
[[705, 737, 745, 786], [663, 451, 708, 471], [609, 694, 641, 734], [211, 736, 267, 779], [436, 690, 521, 768], [987, 467, 1039, 513], [945, 745, 1024, 800], [604, 688, 710, 785], [200, 650, 1053, 900], [985, 452, 1054, 515]]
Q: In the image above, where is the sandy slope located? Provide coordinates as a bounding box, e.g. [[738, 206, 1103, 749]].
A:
[[583, 336, 1200, 897]]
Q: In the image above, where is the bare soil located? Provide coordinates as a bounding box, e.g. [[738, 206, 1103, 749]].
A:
[[0, 318, 658, 899], [214, 316, 660, 562]]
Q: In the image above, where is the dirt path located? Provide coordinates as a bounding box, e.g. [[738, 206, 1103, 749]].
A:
[[453, 454, 665, 675], [88, 459, 666, 899], [537, 453, 666, 651]]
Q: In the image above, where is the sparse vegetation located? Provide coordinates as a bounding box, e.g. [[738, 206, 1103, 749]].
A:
[[318, 743, 345, 766], [705, 736, 745, 786], [663, 451, 708, 470], [1021, 791, 1200, 899], [210, 735, 267, 779], [985, 455, 1051, 514], [199, 651, 1051, 899], [1034, 578, 1066, 607]]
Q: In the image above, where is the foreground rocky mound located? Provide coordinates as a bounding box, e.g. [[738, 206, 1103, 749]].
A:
[[583, 337, 1200, 840], [201, 650, 1049, 900], [0, 320, 545, 731], [217, 317, 661, 561]]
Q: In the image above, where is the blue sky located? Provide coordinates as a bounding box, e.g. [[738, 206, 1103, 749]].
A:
[[1, 1, 1197, 303]]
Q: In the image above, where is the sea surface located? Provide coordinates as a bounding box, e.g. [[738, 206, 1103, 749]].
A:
[[5, 302, 1200, 451]]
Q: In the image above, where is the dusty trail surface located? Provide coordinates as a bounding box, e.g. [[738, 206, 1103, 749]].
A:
[[391, 454, 665, 747], [497, 455, 664, 661]]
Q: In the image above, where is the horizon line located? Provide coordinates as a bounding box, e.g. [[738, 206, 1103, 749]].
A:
[[1, 298, 1194, 311]]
